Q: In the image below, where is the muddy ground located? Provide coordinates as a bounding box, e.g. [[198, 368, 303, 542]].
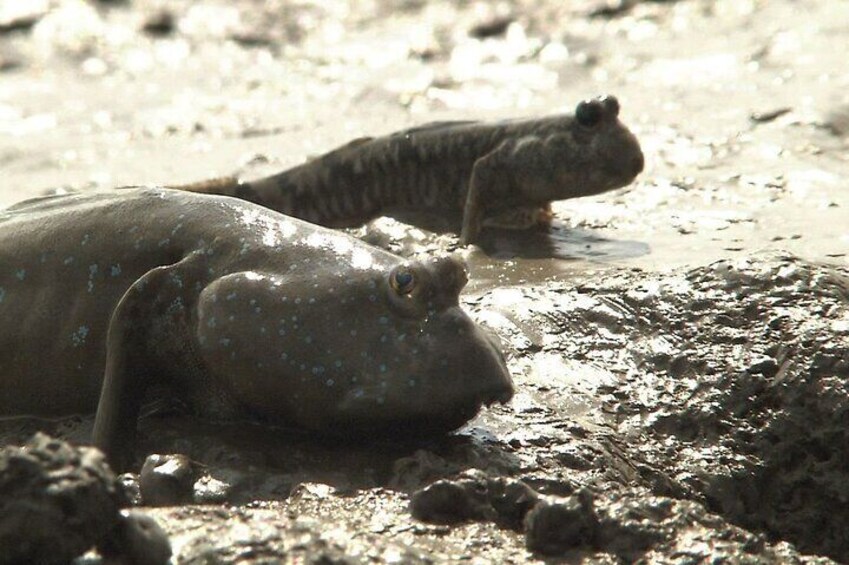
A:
[[1, 0, 848, 562]]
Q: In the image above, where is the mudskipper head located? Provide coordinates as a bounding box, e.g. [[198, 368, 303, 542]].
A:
[[195, 253, 513, 437], [572, 95, 644, 192], [532, 95, 644, 201]]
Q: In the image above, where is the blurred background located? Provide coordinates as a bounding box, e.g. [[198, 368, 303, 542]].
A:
[[1, 0, 846, 273]]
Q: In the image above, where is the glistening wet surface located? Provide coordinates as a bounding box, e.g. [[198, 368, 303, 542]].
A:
[[1, 0, 848, 563]]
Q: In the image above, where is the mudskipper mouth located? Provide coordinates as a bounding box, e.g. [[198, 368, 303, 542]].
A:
[[602, 150, 644, 188], [629, 151, 645, 177], [476, 370, 514, 409], [482, 386, 514, 406], [476, 329, 515, 408]]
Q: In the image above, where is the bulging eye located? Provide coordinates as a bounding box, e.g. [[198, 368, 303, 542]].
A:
[[575, 99, 604, 128], [390, 267, 416, 295], [601, 95, 620, 117]]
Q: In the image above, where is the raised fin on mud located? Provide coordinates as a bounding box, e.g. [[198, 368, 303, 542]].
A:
[[304, 136, 375, 162], [92, 251, 206, 471], [4, 191, 86, 213], [393, 120, 479, 137]]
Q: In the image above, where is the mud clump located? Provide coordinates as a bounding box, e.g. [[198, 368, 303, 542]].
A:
[[410, 472, 793, 562], [99, 511, 172, 565], [524, 490, 597, 555], [410, 469, 539, 529], [0, 433, 122, 563], [0, 433, 170, 565], [633, 256, 849, 561], [469, 252, 847, 560]]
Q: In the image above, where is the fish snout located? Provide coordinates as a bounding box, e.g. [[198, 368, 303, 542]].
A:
[[616, 126, 645, 181], [472, 328, 514, 406], [603, 130, 644, 186], [479, 371, 514, 406], [630, 149, 645, 177], [432, 308, 514, 412]]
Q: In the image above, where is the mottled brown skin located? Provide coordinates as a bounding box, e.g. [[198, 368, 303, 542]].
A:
[[177, 95, 644, 245]]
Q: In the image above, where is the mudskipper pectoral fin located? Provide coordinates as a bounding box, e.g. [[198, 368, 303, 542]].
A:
[[92, 252, 205, 471]]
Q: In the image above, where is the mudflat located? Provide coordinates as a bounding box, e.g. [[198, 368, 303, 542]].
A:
[[0, 0, 847, 562]]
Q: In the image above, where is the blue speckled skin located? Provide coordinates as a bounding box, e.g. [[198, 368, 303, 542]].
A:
[[0, 188, 512, 467]]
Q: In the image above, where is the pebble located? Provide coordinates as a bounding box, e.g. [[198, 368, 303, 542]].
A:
[[117, 472, 142, 506], [524, 491, 598, 556], [0, 433, 168, 564], [410, 470, 540, 530], [142, 9, 175, 36], [139, 453, 196, 506], [98, 510, 172, 565]]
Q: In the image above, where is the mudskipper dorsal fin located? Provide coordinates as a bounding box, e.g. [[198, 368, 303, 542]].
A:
[[395, 120, 479, 137], [305, 136, 375, 162], [4, 191, 86, 213]]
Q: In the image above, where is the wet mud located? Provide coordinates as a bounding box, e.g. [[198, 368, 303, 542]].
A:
[[0, 433, 170, 565], [1, 0, 848, 562]]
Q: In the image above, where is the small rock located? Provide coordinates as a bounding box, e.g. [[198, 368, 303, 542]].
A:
[[593, 496, 672, 556], [142, 9, 175, 36], [410, 479, 488, 524], [750, 107, 792, 123], [410, 470, 540, 529], [489, 478, 541, 530], [469, 13, 514, 39], [139, 453, 196, 506], [524, 491, 598, 556], [389, 449, 457, 491], [193, 474, 232, 504], [0, 433, 124, 564], [99, 510, 172, 565], [746, 357, 779, 377], [290, 482, 336, 501], [117, 472, 142, 506], [823, 103, 849, 137], [588, 0, 636, 18]]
